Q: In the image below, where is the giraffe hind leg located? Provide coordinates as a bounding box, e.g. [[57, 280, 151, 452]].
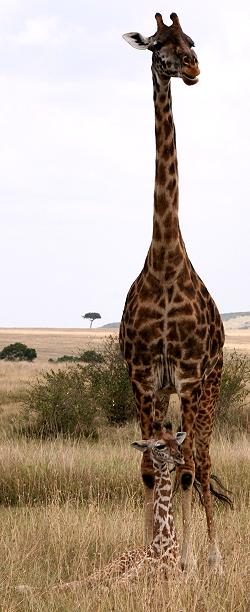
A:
[[177, 381, 202, 570]]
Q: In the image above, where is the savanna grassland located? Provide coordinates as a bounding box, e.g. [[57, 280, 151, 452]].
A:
[[0, 328, 249, 611]]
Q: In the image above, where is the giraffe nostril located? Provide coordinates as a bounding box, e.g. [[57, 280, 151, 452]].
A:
[[182, 56, 190, 66]]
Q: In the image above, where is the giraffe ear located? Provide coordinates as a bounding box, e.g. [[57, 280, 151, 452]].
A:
[[175, 432, 186, 445], [131, 440, 150, 453], [122, 32, 151, 50]]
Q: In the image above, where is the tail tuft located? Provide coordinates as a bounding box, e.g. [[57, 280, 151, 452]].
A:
[[194, 473, 233, 509]]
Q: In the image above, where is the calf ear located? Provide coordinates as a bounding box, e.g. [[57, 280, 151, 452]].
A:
[[131, 440, 149, 453], [175, 432, 186, 445], [122, 32, 151, 50]]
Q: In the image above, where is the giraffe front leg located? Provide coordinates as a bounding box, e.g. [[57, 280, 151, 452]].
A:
[[138, 387, 170, 545], [197, 452, 222, 569], [132, 379, 171, 545], [195, 436, 222, 571], [178, 383, 201, 571], [195, 361, 224, 570], [141, 449, 154, 545], [134, 386, 155, 545], [179, 458, 196, 572]]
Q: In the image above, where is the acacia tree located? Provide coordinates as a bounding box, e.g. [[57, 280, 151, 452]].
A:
[[82, 312, 101, 329]]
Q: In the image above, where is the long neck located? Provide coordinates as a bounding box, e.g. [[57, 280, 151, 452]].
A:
[[147, 68, 184, 278], [151, 460, 177, 557]]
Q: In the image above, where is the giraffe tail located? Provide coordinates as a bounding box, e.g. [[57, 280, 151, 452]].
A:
[[193, 473, 234, 509], [172, 467, 233, 508]]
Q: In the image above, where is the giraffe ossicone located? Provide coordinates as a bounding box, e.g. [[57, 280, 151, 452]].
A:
[[120, 11, 232, 570]]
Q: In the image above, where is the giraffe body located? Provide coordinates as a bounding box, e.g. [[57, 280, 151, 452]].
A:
[[120, 13, 225, 568]]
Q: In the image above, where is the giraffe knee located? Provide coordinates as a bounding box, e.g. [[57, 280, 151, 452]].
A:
[[142, 473, 155, 489], [181, 472, 193, 490]]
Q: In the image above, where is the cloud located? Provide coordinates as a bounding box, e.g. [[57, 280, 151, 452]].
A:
[[0, 15, 85, 47], [15, 16, 64, 45]]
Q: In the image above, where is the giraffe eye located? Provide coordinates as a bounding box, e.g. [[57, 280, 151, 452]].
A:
[[153, 41, 162, 51], [155, 443, 166, 450]]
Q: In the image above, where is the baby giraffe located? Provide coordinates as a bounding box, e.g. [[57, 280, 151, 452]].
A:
[[116, 422, 185, 584], [57, 422, 186, 591], [90, 421, 186, 587]]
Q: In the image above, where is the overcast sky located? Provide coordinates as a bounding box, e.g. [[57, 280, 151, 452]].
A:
[[0, 0, 249, 328]]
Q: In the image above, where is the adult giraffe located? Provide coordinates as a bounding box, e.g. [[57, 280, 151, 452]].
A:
[[119, 12, 226, 569]]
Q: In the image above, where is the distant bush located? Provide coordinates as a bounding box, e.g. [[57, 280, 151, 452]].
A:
[[48, 349, 104, 364], [216, 351, 250, 433], [0, 343, 37, 362], [22, 336, 135, 437], [79, 349, 104, 363], [49, 354, 78, 364]]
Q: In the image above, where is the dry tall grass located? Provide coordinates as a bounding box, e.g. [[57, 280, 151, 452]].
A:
[[0, 498, 248, 611], [0, 329, 249, 610], [0, 429, 248, 610]]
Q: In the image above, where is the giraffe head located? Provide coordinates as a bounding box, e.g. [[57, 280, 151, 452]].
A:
[[131, 421, 186, 466], [123, 12, 199, 86]]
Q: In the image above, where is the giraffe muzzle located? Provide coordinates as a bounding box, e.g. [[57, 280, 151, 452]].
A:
[[175, 455, 185, 465], [182, 72, 199, 86]]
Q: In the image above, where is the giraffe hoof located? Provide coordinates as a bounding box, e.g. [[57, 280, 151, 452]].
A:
[[180, 553, 197, 573], [15, 584, 34, 594], [208, 546, 223, 574]]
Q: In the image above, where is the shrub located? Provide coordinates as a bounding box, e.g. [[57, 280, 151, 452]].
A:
[[89, 336, 136, 424], [48, 349, 104, 364], [0, 343, 37, 362], [22, 336, 136, 437], [216, 350, 250, 433], [54, 355, 76, 363], [23, 366, 101, 438], [21, 337, 250, 438], [79, 349, 104, 363]]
